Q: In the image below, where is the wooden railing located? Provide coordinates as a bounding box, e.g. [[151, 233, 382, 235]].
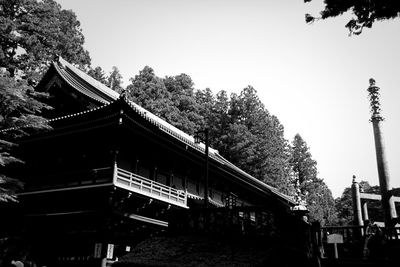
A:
[[114, 167, 188, 208]]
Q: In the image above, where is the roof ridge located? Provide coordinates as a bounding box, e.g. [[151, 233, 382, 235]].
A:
[[57, 56, 119, 101]]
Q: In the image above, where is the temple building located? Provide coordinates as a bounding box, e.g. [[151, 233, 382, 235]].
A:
[[3, 57, 297, 266]]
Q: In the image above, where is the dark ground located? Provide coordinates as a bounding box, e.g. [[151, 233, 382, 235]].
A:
[[113, 234, 313, 267]]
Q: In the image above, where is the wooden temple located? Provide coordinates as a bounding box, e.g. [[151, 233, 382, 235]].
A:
[[2, 57, 297, 266]]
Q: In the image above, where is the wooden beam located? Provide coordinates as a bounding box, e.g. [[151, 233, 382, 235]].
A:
[[360, 192, 400, 202], [18, 183, 113, 196], [117, 211, 168, 227]]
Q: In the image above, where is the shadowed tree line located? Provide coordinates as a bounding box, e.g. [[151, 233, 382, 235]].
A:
[[0, 0, 343, 225], [88, 64, 338, 224], [1, 0, 87, 202]]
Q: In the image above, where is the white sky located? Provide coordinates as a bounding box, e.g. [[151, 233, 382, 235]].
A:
[[56, 0, 400, 198]]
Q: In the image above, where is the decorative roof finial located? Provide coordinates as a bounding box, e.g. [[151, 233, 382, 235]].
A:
[[369, 78, 375, 86], [352, 175, 357, 183], [367, 78, 383, 121]]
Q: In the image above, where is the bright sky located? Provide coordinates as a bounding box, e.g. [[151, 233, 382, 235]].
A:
[[56, 0, 400, 198]]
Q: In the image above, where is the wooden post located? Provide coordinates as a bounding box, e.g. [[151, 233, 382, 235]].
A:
[[367, 79, 397, 227], [204, 129, 209, 208], [327, 234, 343, 259]]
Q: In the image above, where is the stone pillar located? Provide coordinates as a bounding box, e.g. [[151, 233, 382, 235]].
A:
[[352, 176, 363, 227]]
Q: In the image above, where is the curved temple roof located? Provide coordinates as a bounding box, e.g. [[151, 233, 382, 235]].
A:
[[46, 56, 296, 206]]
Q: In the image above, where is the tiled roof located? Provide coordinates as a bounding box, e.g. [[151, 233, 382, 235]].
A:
[[54, 57, 118, 104], [47, 56, 296, 206]]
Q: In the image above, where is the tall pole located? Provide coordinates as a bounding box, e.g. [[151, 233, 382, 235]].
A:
[[367, 79, 397, 227], [204, 129, 209, 208]]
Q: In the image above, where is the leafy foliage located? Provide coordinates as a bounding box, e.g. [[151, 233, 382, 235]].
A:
[[0, 0, 91, 79], [126, 69, 293, 193], [305, 178, 337, 225], [305, 0, 400, 35], [335, 181, 383, 225], [223, 87, 293, 192], [163, 74, 203, 135], [106, 66, 124, 94], [127, 67, 203, 135], [88, 66, 107, 85], [290, 134, 337, 224], [88, 65, 124, 94], [335, 186, 353, 226], [0, 73, 51, 201], [290, 134, 317, 187]]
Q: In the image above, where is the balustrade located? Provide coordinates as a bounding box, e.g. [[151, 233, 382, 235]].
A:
[[114, 167, 188, 208]]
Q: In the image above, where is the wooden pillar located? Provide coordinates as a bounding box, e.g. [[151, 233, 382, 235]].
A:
[[352, 176, 363, 227]]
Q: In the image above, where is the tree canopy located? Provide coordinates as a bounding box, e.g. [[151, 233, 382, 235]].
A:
[[125, 68, 293, 193], [127, 67, 203, 135], [290, 134, 337, 225], [0, 0, 91, 79], [106, 66, 124, 94], [305, 0, 400, 35], [0, 73, 51, 201], [88, 66, 107, 85]]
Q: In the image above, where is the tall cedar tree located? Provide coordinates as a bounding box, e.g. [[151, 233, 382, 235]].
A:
[[0, 0, 91, 79], [88, 66, 125, 94], [305, 0, 400, 35], [221, 87, 292, 193], [106, 66, 124, 94], [163, 74, 203, 135], [88, 66, 107, 85], [290, 134, 337, 225], [127, 66, 176, 127], [127, 67, 202, 135], [0, 74, 51, 202], [126, 70, 293, 194]]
